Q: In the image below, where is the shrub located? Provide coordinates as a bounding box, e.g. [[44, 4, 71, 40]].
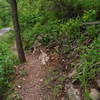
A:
[[82, 10, 96, 22], [53, 0, 83, 20], [22, 19, 61, 49], [61, 19, 81, 40], [0, 31, 18, 98], [73, 35, 100, 100], [86, 26, 97, 38], [0, 1, 11, 27], [0, 42, 18, 96]]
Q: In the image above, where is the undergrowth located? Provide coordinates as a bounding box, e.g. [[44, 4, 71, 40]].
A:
[[0, 0, 100, 99], [18, 1, 100, 99], [73, 36, 100, 100], [0, 32, 18, 99]]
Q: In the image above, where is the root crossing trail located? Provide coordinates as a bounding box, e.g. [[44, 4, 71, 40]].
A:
[[15, 52, 50, 100]]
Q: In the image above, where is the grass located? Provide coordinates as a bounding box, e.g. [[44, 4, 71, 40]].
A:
[[73, 35, 100, 100]]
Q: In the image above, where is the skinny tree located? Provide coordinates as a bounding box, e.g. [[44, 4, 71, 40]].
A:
[[10, 0, 26, 63]]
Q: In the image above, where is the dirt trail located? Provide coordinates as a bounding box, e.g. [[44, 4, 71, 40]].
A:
[[14, 52, 50, 100]]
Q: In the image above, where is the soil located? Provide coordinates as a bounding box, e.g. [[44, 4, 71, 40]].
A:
[[14, 52, 51, 100]]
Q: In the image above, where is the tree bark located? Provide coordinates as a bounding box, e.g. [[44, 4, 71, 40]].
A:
[[10, 0, 26, 63]]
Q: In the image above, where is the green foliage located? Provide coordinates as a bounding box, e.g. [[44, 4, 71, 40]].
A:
[[6, 91, 22, 100], [0, 31, 15, 46], [86, 26, 97, 38], [1, 0, 99, 99], [82, 10, 96, 22], [22, 19, 61, 49], [0, 32, 18, 98], [61, 19, 80, 40], [53, 0, 83, 19], [44, 68, 67, 98], [0, 1, 11, 28], [73, 36, 100, 99], [0, 42, 18, 95], [18, 0, 100, 48]]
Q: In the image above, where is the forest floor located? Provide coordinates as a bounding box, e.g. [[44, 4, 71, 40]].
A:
[[0, 28, 99, 100], [13, 47, 61, 100], [10, 45, 100, 100], [14, 52, 49, 100]]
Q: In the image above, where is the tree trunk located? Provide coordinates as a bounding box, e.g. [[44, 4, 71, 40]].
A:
[[10, 0, 26, 63]]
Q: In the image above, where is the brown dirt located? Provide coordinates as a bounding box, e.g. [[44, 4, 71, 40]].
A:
[[14, 52, 51, 100]]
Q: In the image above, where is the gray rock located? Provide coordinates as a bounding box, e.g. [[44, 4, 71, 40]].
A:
[[39, 50, 49, 65], [96, 79, 100, 88], [89, 88, 100, 100], [67, 85, 81, 100], [64, 82, 81, 100]]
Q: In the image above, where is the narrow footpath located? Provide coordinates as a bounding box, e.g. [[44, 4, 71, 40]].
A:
[[14, 51, 52, 100]]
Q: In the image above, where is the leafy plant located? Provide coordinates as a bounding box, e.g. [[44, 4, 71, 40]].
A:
[[0, 42, 18, 95], [61, 19, 80, 40], [82, 10, 96, 22], [0, 31, 18, 98], [73, 35, 100, 100], [0, 1, 11, 27]]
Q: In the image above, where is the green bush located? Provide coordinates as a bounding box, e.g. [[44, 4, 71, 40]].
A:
[[73, 35, 100, 100], [0, 1, 11, 27], [0, 42, 18, 96], [22, 19, 61, 49], [0, 31, 18, 98], [86, 26, 97, 38], [18, 0, 100, 50], [61, 19, 80, 40], [82, 10, 96, 22], [53, 0, 83, 19]]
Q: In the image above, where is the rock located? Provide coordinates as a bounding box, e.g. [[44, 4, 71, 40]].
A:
[[39, 50, 49, 65], [89, 88, 100, 100], [65, 66, 68, 70], [96, 79, 100, 88], [40, 79, 43, 82], [67, 86, 81, 100], [17, 85, 21, 89], [64, 82, 81, 100], [22, 78, 26, 81]]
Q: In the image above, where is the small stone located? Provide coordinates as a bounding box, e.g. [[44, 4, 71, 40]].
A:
[[96, 79, 100, 88], [65, 66, 68, 70], [89, 88, 100, 100], [17, 85, 21, 89], [67, 86, 81, 100], [39, 50, 49, 65], [64, 83, 81, 100], [62, 59, 65, 62], [40, 79, 43, 82], [22, 78, 26, 81]]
